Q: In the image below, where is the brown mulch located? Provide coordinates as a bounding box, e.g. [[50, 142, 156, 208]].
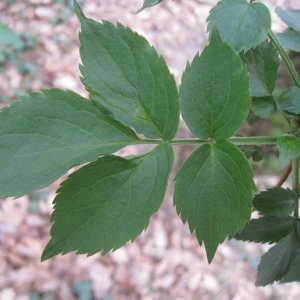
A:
[[1, 0, 300, 299]]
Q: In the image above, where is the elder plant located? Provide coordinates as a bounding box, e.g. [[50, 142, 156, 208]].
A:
[[1, 0, 300, 286]]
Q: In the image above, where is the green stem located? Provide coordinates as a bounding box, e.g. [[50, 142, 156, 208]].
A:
[[268, 31, 300, 87], [292, 158, 300, 218], [138, 136, 277, 146]]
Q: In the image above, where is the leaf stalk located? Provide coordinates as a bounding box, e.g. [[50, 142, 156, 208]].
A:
[[138, 136, 278, 146], [268, 31, 300, 87]]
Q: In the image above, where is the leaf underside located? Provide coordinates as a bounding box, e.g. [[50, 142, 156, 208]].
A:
[[207, 0, 271, 52], [174, 141, 255, 263], [0, 89, 139, 198], [74, 1, 179, 141], [42, 144, 174, 261], [179, 28, 250, 141]]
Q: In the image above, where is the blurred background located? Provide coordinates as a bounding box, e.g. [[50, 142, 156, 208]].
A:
[[1, 0, 300, 299]]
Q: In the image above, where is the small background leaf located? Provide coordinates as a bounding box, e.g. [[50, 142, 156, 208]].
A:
[[277, 134, 300, 169], [238, 145, 264, 162], [275, 8, 300, 33], [256, 231, 300, 286], [276, 31, 300, 52], [277, 87, 300, 118], [75, 2, 179, 141], [253, 187, 298, 216], [207, 0, 271, 52], [234, 216, 296, 244], [174, 140, 255, 263], [137, 0, 164, 13], [251, 96, 277, 119], [179, 28, 250, 141], [240, 41, 279, 97], [42, 144, 174, 261], [0, 89, 139, 198]]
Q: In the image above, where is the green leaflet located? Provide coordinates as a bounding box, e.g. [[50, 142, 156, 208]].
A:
[[179, 28, 250, 141], [234, 216, 296, 244], [253, 187, 298, 217], [136, 0, 164, 13], [0, 89, 139, 198], [276, 31, 300, 52], [41, 144, 174, 261], [251, 96, 276, 119], [256, 230, 300, 286], [275, 8, 300, 33], [281, 255, 300, 283], [277, 87, 300, 118], [74, 1, 179, 141], [207, 0, 271, 53], [277, 134, 300, 169], [240, 41, 279, 97], [174, 140, 255, 263]]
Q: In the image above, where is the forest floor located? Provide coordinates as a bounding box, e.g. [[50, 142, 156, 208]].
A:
[[1, 0, 300, 299]]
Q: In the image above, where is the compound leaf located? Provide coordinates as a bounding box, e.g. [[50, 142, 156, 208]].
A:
[[0, 89, 139, 198], [253, 187, 298, 216], [137, 0, 164, 13], [275, 8, 300, 33], [174, 140, 255, 263], [180, 28, 250, 141], [207, 0, 271, 53], [42, 143, 174, 261], [251, 96, 276, 119], [74, 1, 179, 141], [277, 87, 300, 118], [234, 216, 296, 244], [256, 230, 300, 286], [277, 134, 300, 169], [240, 41, 279, 97], [276, 30, 300, 52]]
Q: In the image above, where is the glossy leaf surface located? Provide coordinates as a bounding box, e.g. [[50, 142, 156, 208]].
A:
[[42, 144, 174, 261], [0, 89, 139, 198], [174, 140, 255, 263]]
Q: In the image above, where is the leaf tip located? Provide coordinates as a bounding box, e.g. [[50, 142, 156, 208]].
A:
[[73, 0, 85, 21], [41, 238, 60, 262]]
